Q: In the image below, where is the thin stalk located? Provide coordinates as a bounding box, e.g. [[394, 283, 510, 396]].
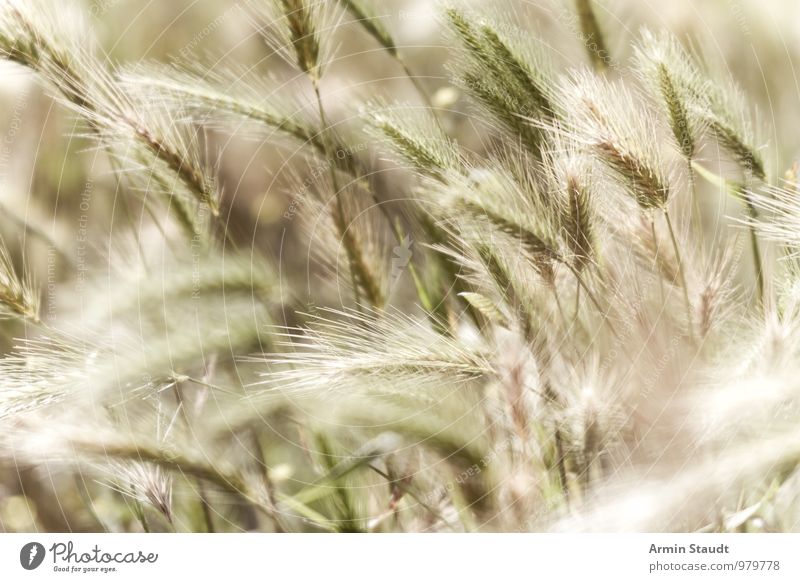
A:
[[368, 464, 455, 529], [73, 474, 108, 532], [251, 431, 286, 533], [742, 193, 765, 305], [664, 209, 694, 340], [196, 481, 216, 533], [574, 0, 609, 72], [398, 56, 431, 106], [133, 499, 150, 533], [691, 161, 764, 304], [688, 161, 703, 244], [389, 219, 436, 316], [564, 261, 620, 340], [552, 281, 591, 345], [551, 285, 570, 330], [554, 428, 570, 508], [313, 80, 363, 310], [173, 386, 216, 534], [651, 217, 665, 304]]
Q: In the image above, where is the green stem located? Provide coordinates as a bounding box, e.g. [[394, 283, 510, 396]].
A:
[[664, 209, 694, 340], [564, 262, 620, 341], [196, 481, 216, 533], [651, 217, 665, 304], [691, 161, 764, 304], [313, 80, 363, 310], [742, 193, 765, 305], [398, 56, 431, 106], [688, 160, 702, 244], [574, 0, 609, 72], [554, 428, 570, 507]]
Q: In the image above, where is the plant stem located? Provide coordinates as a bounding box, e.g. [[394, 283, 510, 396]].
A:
[[73, 474, 108, 532], [574, 0, 609, 72], [741, 192, 765, 305], [398, 56, 431, 106], [664, 209, 694, 340], [551, 284, 570, 330], [554, 428, 570, 508], [313, 80, 364, 310], [651, 217, 665, 304], [565, 262, 620, 340], [688, 161, 703, 244], [691, 161, 764, 305]]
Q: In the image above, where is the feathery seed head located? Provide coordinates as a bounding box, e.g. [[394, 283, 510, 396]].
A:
[[253, 0, 339, 82], [635, 29, 766, 180], [0, 239, 40, 323], [109, 462, 174, 524], [563, 71, 670, 209], [364, 103, 461, 179], [634, 29, 704, 161], [444, 6, 556, 155]]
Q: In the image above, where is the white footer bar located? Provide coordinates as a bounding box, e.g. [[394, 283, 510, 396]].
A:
[[1, 534, 797, 581]]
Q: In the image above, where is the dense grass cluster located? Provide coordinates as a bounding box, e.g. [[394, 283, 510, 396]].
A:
[[1, 0, 799, 532]]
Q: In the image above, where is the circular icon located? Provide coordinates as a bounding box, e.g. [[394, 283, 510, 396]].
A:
[[20, 542, 46, 570]]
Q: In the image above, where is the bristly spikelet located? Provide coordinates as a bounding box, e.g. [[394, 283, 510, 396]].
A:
[[562, 71, 670, 210], [541, 143, 598, 273], [0, 0, 221, 222], [695, 248, 736, 340], [0, 338, 91, 420], [444, 6, 556, 154], [745, 183, 800, 257], [458, 199, 558, 281], [564, 173, 596, 273], [657, 62, 694, 159], [0, 0, 98, 110], [110, 99, 221, 218], [108, 462, 174, 524], [682, 53, 766, 180], [253, 308, 494, 396], [472, 244, 553, 366], [457, 292, 510, 328], [637, 29, 766, 181], [633, 30, 703, 162], [120, 64, 324, 155], [703, 85, 766, 181], [251, 0, 339, 82], [297, 174, 387, 308], [426, 167, 564, 282], [0, 238, 40, 323], [364, 103, 461, 179], [628, 214, 680, 285]]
